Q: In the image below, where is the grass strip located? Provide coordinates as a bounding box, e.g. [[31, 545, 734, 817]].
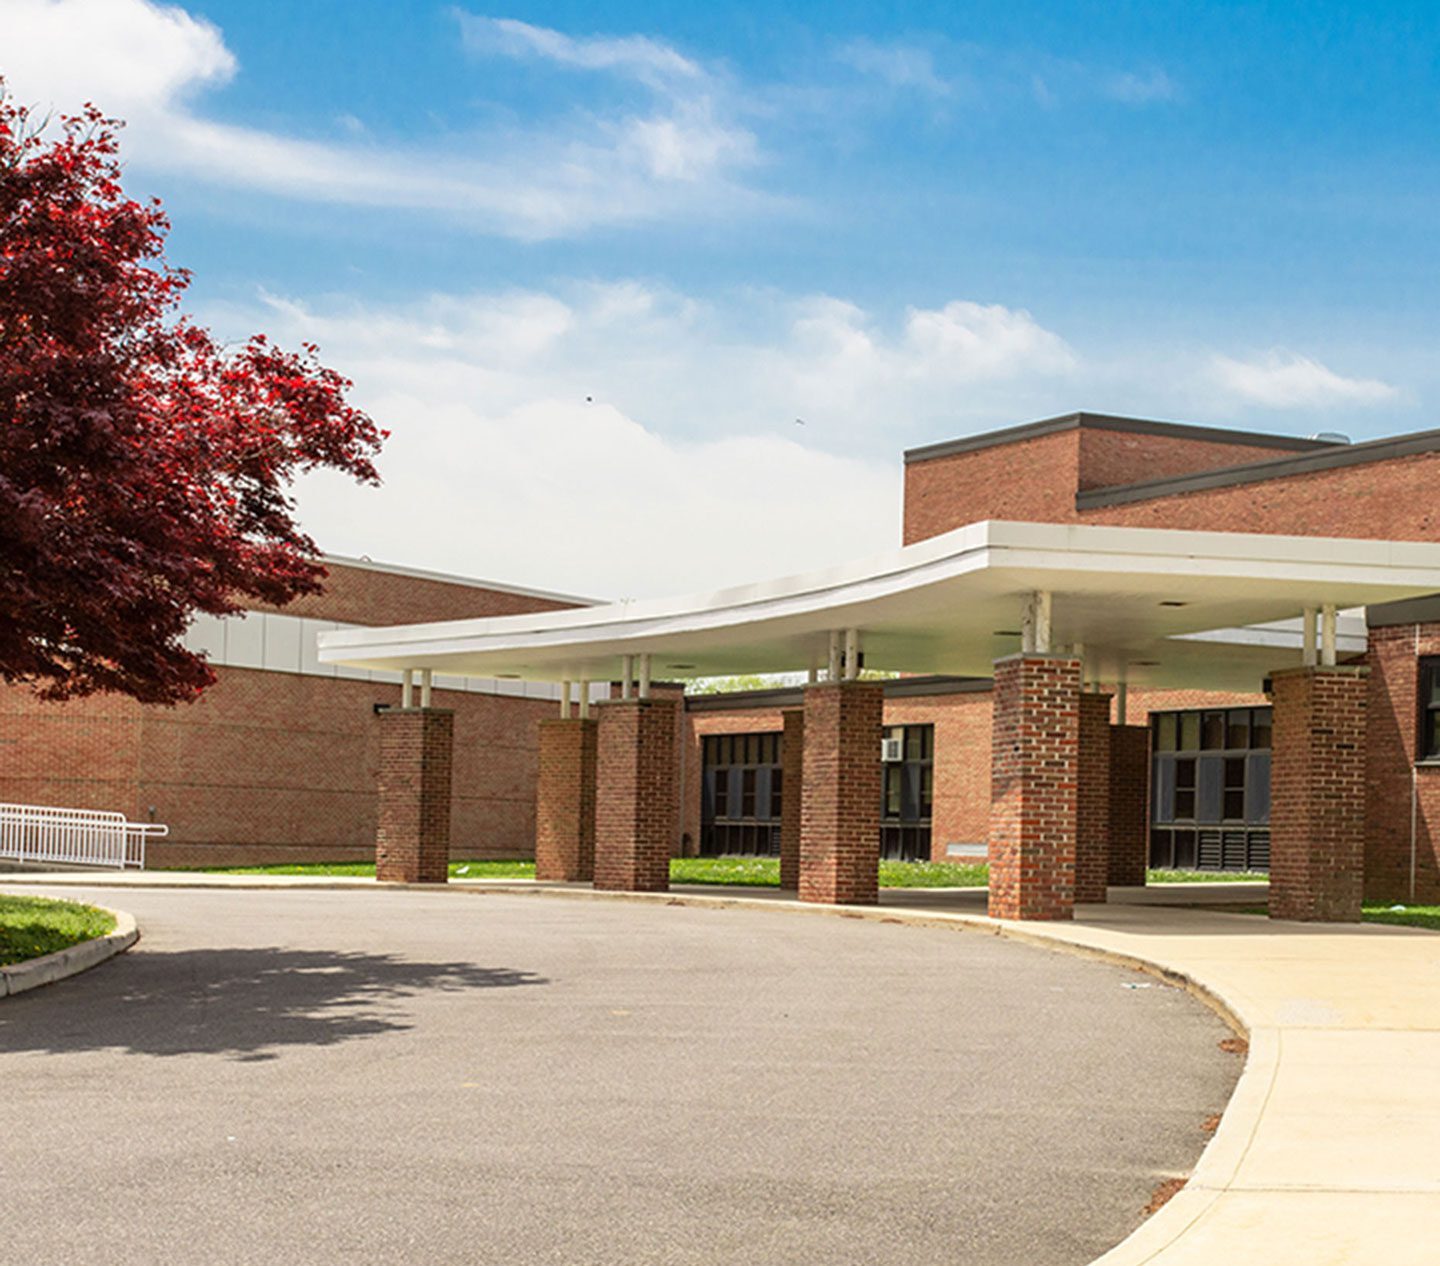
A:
[[0, 894, 117, 967]]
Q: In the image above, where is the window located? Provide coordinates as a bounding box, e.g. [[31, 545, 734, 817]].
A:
[[701, 730, 783, 856], [1420, 658, 1440, 761], [881, 724, 934, 861]]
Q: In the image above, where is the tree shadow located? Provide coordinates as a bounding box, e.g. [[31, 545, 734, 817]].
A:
[[0, 947, 548, 1061]]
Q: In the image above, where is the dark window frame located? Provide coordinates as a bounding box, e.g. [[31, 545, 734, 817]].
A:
[[1419, 657, 1440, 762]]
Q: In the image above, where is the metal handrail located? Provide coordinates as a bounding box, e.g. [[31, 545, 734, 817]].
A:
[[0, 802, 166, 870]]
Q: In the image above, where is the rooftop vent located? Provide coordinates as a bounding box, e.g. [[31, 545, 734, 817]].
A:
[[1309, 431, 1351, 444]]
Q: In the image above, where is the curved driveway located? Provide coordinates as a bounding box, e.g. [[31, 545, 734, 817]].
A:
[[0, 887, 1237, 1266]]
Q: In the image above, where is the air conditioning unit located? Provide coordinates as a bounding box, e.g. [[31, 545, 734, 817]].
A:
[[881, 737, 903, 763]]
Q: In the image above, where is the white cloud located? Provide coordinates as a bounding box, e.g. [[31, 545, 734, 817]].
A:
[[1210, 351, 1398, 409], [1102, 69, 1180, 104], [836, 39, 952, 97], [204, 283, 1081, 596], [1, 0, 767, 239], [455, 14, 703, 87]]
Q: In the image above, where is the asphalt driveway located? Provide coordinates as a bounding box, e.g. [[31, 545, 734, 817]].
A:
[[0, 887, 1239, 1265]]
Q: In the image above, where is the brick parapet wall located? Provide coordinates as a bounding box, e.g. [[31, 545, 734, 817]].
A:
[[988, 655, 1080, 921], [594, 698, 678, 892], [1364, 623, 1440, 903], [1075, 692, 1113, 903], [1108, 724, 1151, 885], [1269, 667, 1368, 922], [376, 707, 453, 883], [535, 718, 598, 882], [779, 709, 804, 889], [799, 682, 883, 905]]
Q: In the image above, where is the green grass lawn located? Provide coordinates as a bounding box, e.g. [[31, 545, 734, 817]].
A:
[[193, 858, 1261, 890], [0, 894, 117, 967]]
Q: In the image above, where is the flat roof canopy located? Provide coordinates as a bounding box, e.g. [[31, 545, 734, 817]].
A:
[[317, 521, 1440, 693]]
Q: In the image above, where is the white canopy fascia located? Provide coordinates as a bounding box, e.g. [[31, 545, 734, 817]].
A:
[[316, 520, 1440, 693]]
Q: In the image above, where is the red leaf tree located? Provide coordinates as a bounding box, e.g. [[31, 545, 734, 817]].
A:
[[0, 93, 385, 704]]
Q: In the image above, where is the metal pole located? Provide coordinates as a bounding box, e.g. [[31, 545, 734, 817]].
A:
[[1302, 607, 1317, 667], [843, 629, 859, 681], [560, 679, 572, 719], [578, 679, 590, 720], [621, 655, 633, 700], [1021, 595, 1036, 654], [1035, 591, 1053, 654], [1321, 604, 1338, 667], [401, 669, 414, 709], [827, 631, 841, 681], [1117, 671, 1128, 726], [639, 653, 652, 699], [419, 669, 433, 709]]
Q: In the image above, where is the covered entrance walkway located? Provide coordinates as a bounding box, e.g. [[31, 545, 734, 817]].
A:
[[319, 519, 1440, 923]]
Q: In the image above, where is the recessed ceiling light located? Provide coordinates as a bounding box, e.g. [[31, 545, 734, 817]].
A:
[[992, 630, 1022, 637], [496, 672, 521, 679], [667, 663, 696, 670], [1159, 600, 1188, 608], [1130, 660, 1160, 667]]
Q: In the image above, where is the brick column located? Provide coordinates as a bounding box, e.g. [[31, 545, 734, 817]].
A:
[[799, 681, 883, 905], [779, 708, 804, 891], [535, 717, 598, 881], [1269, 666, 1368, 922], [376, 707, 453, 884], [1075, 691, 1113, 904], [1108, 724, 1150, 886], [988, 655, 1080, 921], [594, 697, 677, 892]]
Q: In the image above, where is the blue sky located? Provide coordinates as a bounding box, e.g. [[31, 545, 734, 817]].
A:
[[7, 1, 1439, 594]]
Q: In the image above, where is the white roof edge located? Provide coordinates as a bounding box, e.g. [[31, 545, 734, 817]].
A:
[[320, 553, 604, 607], [316, 520, 1440, 662]]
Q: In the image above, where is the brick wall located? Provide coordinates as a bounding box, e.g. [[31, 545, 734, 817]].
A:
[[779, 709, 804, 890], [903, 423, 1316, 545], [988, 655, 1080, 921], [534, 717, 597, 881], [593, 698, 677, 892], [376, 708, 452, 883], [799, 682, 883, 905], [1269, 667, 1368, 922], [1364, 623, 1440, 903], [1075, 692, 1113, 903], [1108, 725, 1150, 885]]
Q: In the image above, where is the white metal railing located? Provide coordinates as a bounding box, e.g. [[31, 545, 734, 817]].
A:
[[0, 803, 166, 870]]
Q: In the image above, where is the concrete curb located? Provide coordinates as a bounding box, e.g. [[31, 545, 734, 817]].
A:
[[0, 901, 139, 998]]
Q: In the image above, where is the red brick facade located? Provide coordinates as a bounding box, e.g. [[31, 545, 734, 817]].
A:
[[779, 709, 804, 890], [988, 656, 1080, 921], [0, 559, 572, 867], [535, 718, 598, 882], [799, 682, 883, 905], [1108, 725, 1150, 886], [1364, 622, 1440, 903], [1269, 667, 1368, 922], [593, 698, 678, 892], [1075, 691, 1113, 903], [376, 707, 453, 883]]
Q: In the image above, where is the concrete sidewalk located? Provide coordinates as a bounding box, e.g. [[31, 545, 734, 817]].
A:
[[4, 870, 1435, 1264]]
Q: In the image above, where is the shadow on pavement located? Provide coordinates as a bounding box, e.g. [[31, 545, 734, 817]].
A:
[[0, 947, 548, 1061]]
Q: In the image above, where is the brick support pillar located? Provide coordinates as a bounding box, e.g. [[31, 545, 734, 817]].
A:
[[535, 717, 598, 882], [1076, 691, 1113, 904], [376, 707, 453, 884], [799, 681, 883, 905], [988, 655, 1080, 921], [779, 709, 804, 891], [1269, 666, 1368, 923], [1108, 724, 1150, 886], [594, 697, 677, 892]]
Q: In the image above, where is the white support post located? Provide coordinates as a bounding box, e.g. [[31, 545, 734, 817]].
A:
[[621, 655, 634, 700], [638, 653, 652, 699], [419, 668, 433, 709], [401, 669, 414, 709], [1073, 641, 1086, 687], [1303, 607, 1318, 667], [578, 679, 590, 720], [1035, 590, 1053, 654], [827, 630, 841, 682], [843, 628, 860, 681], [1321, 604, 1338, 667], [1116, 671, 1129, 726], [807, 664, 818, 685], [560, 679, 572, 719], [1021, 595, 1036, 654]]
